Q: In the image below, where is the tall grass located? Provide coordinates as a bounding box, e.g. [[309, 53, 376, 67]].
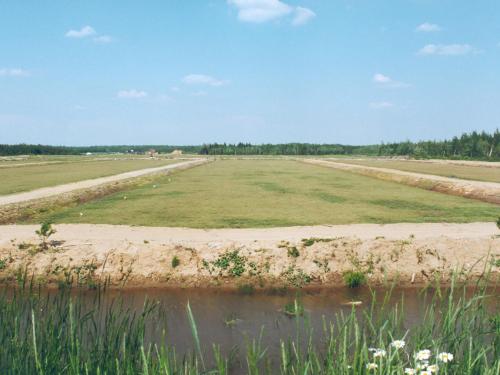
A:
[[0, 278, 498, 374]]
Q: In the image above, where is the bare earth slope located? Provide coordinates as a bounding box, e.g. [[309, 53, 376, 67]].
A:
[[302, 159, 500, 204], [0, 223, 498, 289]]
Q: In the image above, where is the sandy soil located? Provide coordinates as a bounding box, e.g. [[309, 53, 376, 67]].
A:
[[0, 158, 208, 207], [0, 223, 498, 289], [302, 159, 500, 204]]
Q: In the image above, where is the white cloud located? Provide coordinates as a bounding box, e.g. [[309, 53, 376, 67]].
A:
[[0, 68, 29, 77], [372, 73, 391, 84], [65, 25, 96, 38], [117, 89, 148, 99], [228, 0, 292, 23], [170, 86, 180, 92], [418, 44, 476, 56], [93, 35, 113, 44], [372, 73, 409, 88], [369, 101, 393, 109], [415, 22, 442, 32], [228, 0, 314, 26], [183, 74, 227, 86], [292, 6, 316, 26]]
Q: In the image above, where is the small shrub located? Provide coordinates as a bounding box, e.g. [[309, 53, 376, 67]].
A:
[[35, 222, 56, 251], [287, 246, 300, 258], [343, 270, 366, 288], [0, 258, 6, 270], [171, 256, 180, 268]]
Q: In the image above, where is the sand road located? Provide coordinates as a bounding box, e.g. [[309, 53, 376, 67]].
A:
[[0, 158, 209, 207]]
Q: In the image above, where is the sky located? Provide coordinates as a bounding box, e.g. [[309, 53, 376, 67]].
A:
[[1, 0, 500, 146]]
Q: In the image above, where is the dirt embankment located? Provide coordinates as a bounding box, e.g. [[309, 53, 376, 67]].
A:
[[0, 223, 498, 289], [301, 159, 500, 205], [0, 158, 210, 224]]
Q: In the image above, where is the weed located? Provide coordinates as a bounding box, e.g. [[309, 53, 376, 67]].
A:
[[343, 270, 366, 288], [287, 246, 300, 258], [313, 258, 330, 273], [301, 237, 335, 247], [205, 250, 247, 277], [283, 300, 304, 317], [281, 266, 312, 287], [171, 256, 180, 268]]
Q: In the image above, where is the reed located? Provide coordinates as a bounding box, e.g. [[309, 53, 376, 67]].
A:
[[0, 276, 498, 374]]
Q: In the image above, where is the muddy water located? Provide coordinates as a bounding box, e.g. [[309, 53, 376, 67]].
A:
[[68, 288, 455, 357]]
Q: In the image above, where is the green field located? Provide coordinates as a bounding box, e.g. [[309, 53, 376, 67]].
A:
[[329, 158, 500, 183], [0, 158, 178, 195], [35, 159, 499, 227]]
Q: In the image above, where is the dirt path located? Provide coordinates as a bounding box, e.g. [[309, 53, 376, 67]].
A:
[[328, 158, 500, 169], [0, 158, 208, 207], [302, 159, 500, 204], [0, 223, 498, 289]]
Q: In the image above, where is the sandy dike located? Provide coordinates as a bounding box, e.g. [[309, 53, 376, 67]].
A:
[[0, 223, 498, 289], [301, 159, 500, 204]]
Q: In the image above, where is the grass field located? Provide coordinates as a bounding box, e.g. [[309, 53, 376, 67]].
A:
[[330, 158, 500, 183], [0, 158, 178, 195], [34, 159, 499, 227]]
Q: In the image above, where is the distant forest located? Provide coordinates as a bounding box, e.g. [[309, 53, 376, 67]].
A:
[[1, 130, 499, 160]]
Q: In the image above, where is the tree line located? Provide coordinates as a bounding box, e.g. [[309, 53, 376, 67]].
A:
[[1, 130, 499, 160]]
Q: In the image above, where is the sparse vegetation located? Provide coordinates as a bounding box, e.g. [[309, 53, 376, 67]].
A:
[[287, 246, 300, 258], [301, 237, 335, 247], [205, 250, 247, 277]]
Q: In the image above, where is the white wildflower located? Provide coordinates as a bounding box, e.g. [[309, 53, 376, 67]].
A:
[[366, 363, 378, 370], [391, 340, 405, 349], [426, 364, 439, 373], [420, 371, 431, 375], [404, 369, 416, 375], [437, 352, 453, 363], [373, 349, 387, 358], [416, 349, 432, 361]]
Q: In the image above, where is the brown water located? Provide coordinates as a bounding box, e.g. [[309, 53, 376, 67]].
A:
[[4, 285, 498, 373], [66, 287, 447, 356]]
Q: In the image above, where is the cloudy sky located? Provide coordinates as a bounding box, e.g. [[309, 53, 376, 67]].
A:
[[1, 0, 499, 145]]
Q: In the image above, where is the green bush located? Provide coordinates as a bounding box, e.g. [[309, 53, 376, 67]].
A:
[[343, 270, 366, 288]]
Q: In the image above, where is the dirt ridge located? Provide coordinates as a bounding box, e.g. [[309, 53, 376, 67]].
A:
[[301, 159, 500, 204], [0, 223, 498, 289]]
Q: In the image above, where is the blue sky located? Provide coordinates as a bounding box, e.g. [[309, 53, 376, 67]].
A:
[[1, 0, 499, 146]]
